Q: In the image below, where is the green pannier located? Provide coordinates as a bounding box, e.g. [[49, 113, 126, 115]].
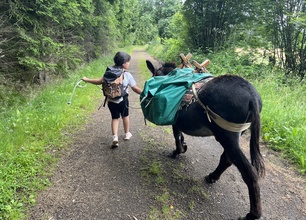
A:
[[140, 68, 212, 125]]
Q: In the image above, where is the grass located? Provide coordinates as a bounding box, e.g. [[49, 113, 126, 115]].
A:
[[140, 158, 165, 185], [138, 55, 153, 81], [254, 74, 306, 172], [0, 56, 113, 219]]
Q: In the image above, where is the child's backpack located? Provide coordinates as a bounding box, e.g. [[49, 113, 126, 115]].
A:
[[101, 66, 127, 106]]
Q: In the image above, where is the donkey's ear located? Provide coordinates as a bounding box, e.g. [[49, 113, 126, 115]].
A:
[[146, 60, 156, 75]]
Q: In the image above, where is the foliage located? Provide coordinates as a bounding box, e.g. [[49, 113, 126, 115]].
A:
[[0, 0, 122, 86], [91, 0, 120, 57], [263, 0, 306, 78], [147, 9, 189, 63], [0, 55, 113, 219], [133, 14, 159, 45], [151, 0, 182, 40], [255, 74, 306, 174], [181, 0, 255, 52], [114, 0, 139, 46], [1, 0, 90, 80], [1, 0, 305, 87]]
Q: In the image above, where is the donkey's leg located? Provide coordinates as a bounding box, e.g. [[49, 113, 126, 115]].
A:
[[216, 133, 262, 220], [231, 151, 262, 220], [205, 150, 232, 183], [172, 125, 187, 158]]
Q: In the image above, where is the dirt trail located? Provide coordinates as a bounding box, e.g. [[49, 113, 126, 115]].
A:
[[29, 49, 306, 220]]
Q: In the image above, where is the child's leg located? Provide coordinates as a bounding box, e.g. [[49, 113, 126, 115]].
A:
[[111, 118, 120, 136], [122, 116, 130, 134]]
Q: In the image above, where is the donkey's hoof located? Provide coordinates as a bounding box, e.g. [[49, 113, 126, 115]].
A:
[[170, 150, 179, 159], [238, 213, 259, 220], [205, 175, 216, 184], [182, 142, 188, 153]]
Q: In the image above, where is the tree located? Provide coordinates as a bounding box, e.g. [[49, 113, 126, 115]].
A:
[[92, 0, 120, 57], [133, 0, 159, 44], [0, 0, 95, 82], [0, 0, 123, 85], [0, 12, 20, 83], [152, 0, 182, 40], [114, 0, 139, 46], [267, 0, 306, 78], [182, 0, 255, 52]]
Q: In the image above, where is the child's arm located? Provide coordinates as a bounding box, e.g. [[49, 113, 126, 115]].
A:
[[131, 85, 142, 94], [82, 76, 103, 85]]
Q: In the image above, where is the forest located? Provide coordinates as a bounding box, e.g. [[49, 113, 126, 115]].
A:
[[1, 0, 305, 89], [0, 0, 305, 219]]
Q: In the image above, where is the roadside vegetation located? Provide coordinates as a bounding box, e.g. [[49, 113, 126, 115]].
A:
[[0, 55, 113, 219]]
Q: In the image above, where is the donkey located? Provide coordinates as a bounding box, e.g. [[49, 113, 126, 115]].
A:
[[145, 60, 265, 220]]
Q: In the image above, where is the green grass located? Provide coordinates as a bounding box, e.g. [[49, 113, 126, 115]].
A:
[[254, 74, 306, 172], [0, 56, 113, 219], [138, 56, 153, 81]]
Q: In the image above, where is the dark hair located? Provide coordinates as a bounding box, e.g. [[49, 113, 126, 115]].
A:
[[113, 51, 131, 67]]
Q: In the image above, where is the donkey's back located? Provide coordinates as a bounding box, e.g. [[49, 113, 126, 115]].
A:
[[176, 74, 262, 134]]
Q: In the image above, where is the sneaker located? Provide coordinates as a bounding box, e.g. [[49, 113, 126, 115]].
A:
[[112, 135, 119, 147], [124, 132, 132, 140]]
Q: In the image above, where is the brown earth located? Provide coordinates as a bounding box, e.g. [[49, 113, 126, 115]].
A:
[[29, 49, 306, 220]]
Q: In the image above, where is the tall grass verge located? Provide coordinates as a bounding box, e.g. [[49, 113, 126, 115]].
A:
[[0, 55, 113, 219], [254, 75, 306, 173]]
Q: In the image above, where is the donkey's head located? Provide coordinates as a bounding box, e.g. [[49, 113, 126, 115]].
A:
[[146, 60, 176, 76]]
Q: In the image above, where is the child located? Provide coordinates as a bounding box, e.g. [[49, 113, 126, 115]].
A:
[[82, 51, 142, 147]]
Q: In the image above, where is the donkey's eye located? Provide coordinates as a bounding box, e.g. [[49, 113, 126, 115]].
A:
[[156, 68, 163, 76]]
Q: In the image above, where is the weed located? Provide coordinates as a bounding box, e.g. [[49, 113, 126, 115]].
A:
[[188, 200, 195, 211], [139, 128, 211, 220]]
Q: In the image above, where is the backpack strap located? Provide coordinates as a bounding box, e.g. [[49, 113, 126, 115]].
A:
[[122, 71, 129, 96], [102, 95, 108, 107]]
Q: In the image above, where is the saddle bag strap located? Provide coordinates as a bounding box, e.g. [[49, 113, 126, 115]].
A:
[[191, 84, 251, 132]]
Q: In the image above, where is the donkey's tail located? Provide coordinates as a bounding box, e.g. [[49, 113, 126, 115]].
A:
[[249, 101, 265, 178]]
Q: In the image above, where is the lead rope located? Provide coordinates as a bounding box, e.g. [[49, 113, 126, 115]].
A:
[[139, 95, 149, 125], [67, 79, 87, 105]]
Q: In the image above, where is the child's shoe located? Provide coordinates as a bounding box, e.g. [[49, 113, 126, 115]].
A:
[[124, 132, 132, 140], [112, 135, 119, 147]]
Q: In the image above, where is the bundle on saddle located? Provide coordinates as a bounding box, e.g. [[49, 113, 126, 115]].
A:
[[140, 53, 212, 125]]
